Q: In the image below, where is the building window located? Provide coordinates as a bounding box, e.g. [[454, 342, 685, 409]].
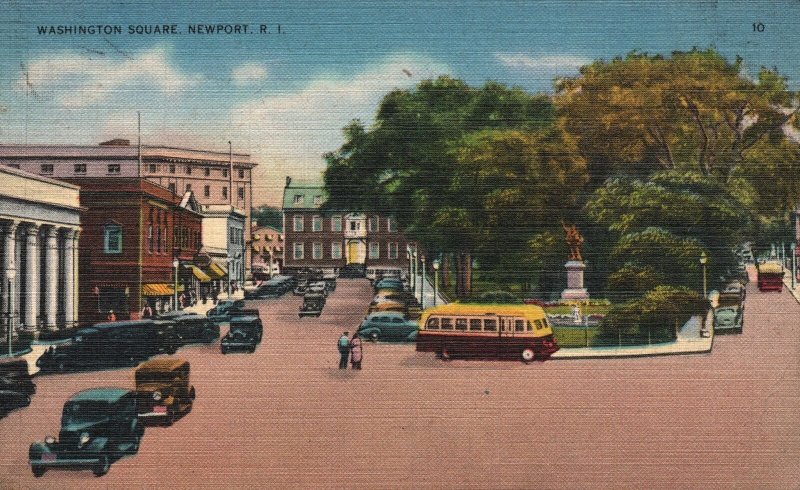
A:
[[293, 215, 304, 232], [204, 167, 210, 176], [312, 215, 322, 232], [168, 183, 176, 194], [368, 216, 379, 232], [230, 227, 235, 244], [7, 164, 19, 169], [203, 185, 210, 197], [104, 224, 122, 254], [369, 242, 380, 259], [331, 216, 342, 232], [169, 165, 176, 174], [238, 168, 245, 179], [185, 183, 192, 192], [331, 242, 342, 259], [313, 195, 322, 206], [222, 187, 228, 199], [313, 242, 322, 260], [40, 164, 54, 174], [388, 242, 398, 259], [108, 164, 121, 174], [149, 164, 157, 173], [387, 217, 397, 232], [293, 242, 304, 260], [186, 165, 192, 175], [293, 194, 303, 206], [73, 164, 86, 174], [238, 187, 245, 200], [222, 168, 228, 178], [147, 224, 153, 253]]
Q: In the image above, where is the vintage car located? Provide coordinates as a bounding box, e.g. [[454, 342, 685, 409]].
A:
[[37, 320, 175, 373], [0, 359, 35, 417], [28, 388, 144, 477], [357, 312, 419, 342], [220, 312, 263, 354], [292, 279, 309, 296], [299, 293, 326, 318], [244, 275, 295, 299], [369, 291, 423, 319], [157, 311, 219, 344], [713, 304, 744, 334], [1, 388, 32, 418], [135, 358, 195, 426], [307, 281, 328, 297], [718, 281, 746, 307], [206, 299, 245, 324], [756, 261, 784, 292], [374, 278, 404, 293], [322, 273, 337, 292]]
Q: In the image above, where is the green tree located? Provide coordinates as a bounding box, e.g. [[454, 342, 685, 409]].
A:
[[252, 206, 283, 230]]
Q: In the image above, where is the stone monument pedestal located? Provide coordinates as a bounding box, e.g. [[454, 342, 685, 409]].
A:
[[561, 260, 589, 300]]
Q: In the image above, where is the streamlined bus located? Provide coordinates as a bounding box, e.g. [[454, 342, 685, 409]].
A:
[[416, 303, 559, 362]]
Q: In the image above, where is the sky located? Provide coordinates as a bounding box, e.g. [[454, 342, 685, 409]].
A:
[[1, 0, 799, 206]]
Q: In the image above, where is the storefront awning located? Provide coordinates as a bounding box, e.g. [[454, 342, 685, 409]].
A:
[[184, 264, 211, 282], [205, 260, 227, 279], [142, 283, 185, 296]]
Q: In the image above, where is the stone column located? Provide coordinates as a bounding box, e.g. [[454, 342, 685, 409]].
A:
[[63, 228, 76, 329], [24, 224, 40, 332], [44, 226, 59, 331], [2, 221, 18, 337]]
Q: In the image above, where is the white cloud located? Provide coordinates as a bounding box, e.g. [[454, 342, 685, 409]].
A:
[[495, 53, 590, 71], [232, 63, 267, 86], [230, 54, 450, 203], [21, 45, 199, 108]]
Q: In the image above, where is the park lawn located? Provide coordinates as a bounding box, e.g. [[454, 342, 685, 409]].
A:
[[552, 325, 602, 348], [544, 304, 611, 316]]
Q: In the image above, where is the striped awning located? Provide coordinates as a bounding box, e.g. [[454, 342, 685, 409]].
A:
[[205, 260, 227, 279], [185, 264, 211, 282], [142, 283, 185, 296]]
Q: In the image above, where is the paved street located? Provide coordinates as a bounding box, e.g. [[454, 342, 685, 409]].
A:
[[1, 278, 799, 489]]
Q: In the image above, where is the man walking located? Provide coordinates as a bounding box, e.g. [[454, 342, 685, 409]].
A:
[[338, 331, 350, 369]]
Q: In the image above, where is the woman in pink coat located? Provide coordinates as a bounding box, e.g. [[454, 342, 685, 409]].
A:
[[349, 333, 363, 370]]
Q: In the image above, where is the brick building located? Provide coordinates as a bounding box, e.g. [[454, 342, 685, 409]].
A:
[[282, 179, 409, 277], [65, 179, 203, 325]]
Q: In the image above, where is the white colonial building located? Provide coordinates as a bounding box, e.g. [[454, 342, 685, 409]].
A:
[[0, 167, 81, 339]]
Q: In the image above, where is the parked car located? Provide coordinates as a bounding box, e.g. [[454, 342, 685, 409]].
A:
[[1, 389, 32, 418], [206, 299, 245, 324], [157, 311, 219, 344], [292, 279, 309, 296], [357, 312, 419, 342], [245, 275, 295, 299], [0, 359, 35, 418], [135, 358, 195, 426], [299, 293, 326, 318], [718, 281, 746, 307], [322, 273, 337, 292], [374, 278, 404, 292], [370, 291, 423, 318], [28, 388, 144, 477], [36, 320, 175, 373], [308, 281, 328, 297], [220, 311, 263, 354], [339, 264, 366, 278], [714, 304, 744, 334]]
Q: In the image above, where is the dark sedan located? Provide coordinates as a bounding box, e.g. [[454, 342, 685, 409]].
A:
[[357, 312, 418, 342]]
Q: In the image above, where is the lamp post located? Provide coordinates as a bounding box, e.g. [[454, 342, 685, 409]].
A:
[[172, 259, 179, 311], [792, 242, 797, 290], [700, 252, 708, 298], [6, 269, 15, 357], [226, 257, 233, 297], [432, 260, 440, 307], [407, 249, 412, 291], [411, 249, 417, 294], [420, 255, 426, 310]]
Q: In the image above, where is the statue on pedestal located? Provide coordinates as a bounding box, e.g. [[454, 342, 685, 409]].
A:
[[562, 222, 584, 262], [560, 222, 589, 300]]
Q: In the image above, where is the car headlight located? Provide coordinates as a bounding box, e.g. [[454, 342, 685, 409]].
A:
[[79, 432, 90, 446], [153, 391, 162, 401], [44, 435, 56, 445]]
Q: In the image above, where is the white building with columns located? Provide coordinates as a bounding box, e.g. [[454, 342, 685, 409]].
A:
[[0, 166, 81, 339]]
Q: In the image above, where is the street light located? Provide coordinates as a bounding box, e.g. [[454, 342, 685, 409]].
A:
[[172, 259, 180, 311], [432, 260, 440, 307], [792, 242, 797, 290], [6, 268, 15, 357], [411, 249, 417, 294], [420, 255, 426, 310], [699, 251, 708, 298], [226, 257, 233, 297]]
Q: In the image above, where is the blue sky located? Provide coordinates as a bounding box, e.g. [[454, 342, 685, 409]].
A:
[[1, 0, 798, 205]]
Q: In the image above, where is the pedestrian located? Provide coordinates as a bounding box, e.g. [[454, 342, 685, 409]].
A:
[[106, 310, 116, 322], [189, 290, 197, 306], [338, 331, 350, 369], [179, 292, 186, 309], [141, 303, 153, 318], [350, 333, 363, 370]]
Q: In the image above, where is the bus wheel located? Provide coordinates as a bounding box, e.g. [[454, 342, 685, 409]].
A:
[[440, 346, 451, 361], [521, 348, 536, 363]]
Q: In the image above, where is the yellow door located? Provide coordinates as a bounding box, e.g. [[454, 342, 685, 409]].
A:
[[347, 242, 359, 264]]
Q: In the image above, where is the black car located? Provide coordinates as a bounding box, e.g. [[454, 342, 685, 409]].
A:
[[299, 293, 326, 317], [245, 275, 295, 299], [292, 279, 309, 296], [339, 264, 366, 278], [157, 311, 219, 344], [0, 359, 35, 395], [220, 311, 263, 354], [29, 388, 144, 477], [0, 389, 32, 418], [37, 320, 174, 373], [206, 299, 245, 324]]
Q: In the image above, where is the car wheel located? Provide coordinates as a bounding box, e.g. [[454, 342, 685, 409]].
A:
[[24, 394, 31, 406], [31, 465, 46, 477], [57, 362, 66, 373], [521, 348, 536, 364], [249, 346, 256, 353], [93, 455, 110, 477], [221, 347, 228, 355], [370, 332, 379, 342], [128, 433, 141, 454], [440, 346, 451, 361]]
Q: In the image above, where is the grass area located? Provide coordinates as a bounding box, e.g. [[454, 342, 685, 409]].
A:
[[544, 304, 611, 315], [552, 325, 602, 348]]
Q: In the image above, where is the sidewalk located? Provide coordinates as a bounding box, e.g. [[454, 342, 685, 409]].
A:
[[552, 311, 714, 359], [410, 273, 448, 308]]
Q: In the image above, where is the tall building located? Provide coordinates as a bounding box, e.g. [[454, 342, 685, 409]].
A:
[[282, 178, 409, 277], [251, 224, 284, 277], [0, 140, 256, 276]]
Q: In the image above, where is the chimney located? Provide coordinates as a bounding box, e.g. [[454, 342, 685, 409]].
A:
[[285, 176, 292, 187]]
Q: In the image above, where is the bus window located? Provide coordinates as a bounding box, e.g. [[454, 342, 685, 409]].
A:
[[455, 318, 467, 331], [533, 319, 544, 330], [426, 317, 439, 330], [469, 319, 482, 331], [441, 318, 453, 330], [514, 319, 525, 332], [484, 319, 497, 331], [526, 321, 533, 332]]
